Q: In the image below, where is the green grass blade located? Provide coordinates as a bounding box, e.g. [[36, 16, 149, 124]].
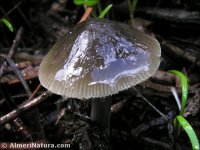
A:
[[1, 18, 14, 32], [73, 0, 98, 6], [131, 0, 138, 17], [168, 70, 188, 115], [128, 0, 138, 25], [176, 115, 199, 150], [98, 4, 113, 18], [73, 0, 82, 5]]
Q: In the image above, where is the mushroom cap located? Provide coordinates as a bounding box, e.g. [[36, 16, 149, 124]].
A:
[[39, 19, 161, 99]]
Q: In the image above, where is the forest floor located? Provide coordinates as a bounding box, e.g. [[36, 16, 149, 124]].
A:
[[0, 0, 200, 150]]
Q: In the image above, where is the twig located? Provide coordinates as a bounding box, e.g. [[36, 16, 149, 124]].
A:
[[78, 7, 93, 23], [0, 54, 32, 97], [8, 27, 23, 57], [28, 84, 42, 101], [12, 118, 33, 141], [0, 91, 52, 126], [140, 136, 172, 150], [132, 87, 169, 121], [152, 70, 176, 84], [132, 111, 174, 137], [184, 88, 200, 117], [0, 1, 22, 20], [0, 83, 33, 140], [0, 27, 24, 75], [162, 41, 200, 67]]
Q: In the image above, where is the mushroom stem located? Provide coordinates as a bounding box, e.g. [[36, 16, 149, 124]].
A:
[[91, 98, 112, 134]]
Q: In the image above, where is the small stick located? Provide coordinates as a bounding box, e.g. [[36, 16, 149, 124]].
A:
[[132, 87, 169, 121], [12, 118, 33, 141], [0, 27, 23, 75], [0, 54, 32, 97], [0, 91, 52, 126], [8, 27, 23, 58], [78, 7, 93, 23], [0, 1, 22, 20], [140, 136, 172, 150], [28, 84, 42, 101]]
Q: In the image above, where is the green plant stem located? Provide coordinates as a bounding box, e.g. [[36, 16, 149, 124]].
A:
[[132, 0, 138, 14], [128, 0, 138, 26], [168, 70, 188, 116], [128, 0, 133, 25]]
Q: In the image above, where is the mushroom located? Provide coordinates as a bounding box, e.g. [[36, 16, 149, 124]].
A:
[[39, 19, 161, 133]]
